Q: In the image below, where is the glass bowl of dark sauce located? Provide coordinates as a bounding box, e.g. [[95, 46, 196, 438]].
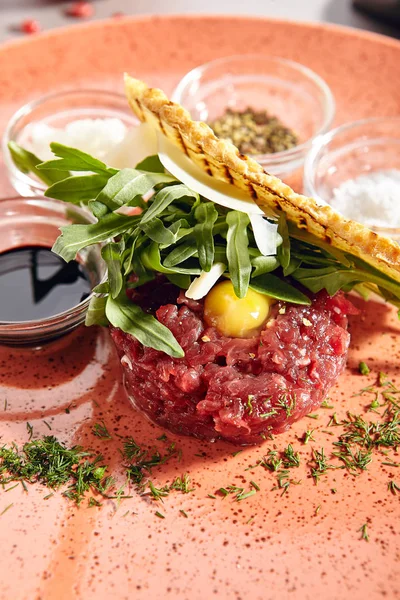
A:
[[0, 197, 106, 345]]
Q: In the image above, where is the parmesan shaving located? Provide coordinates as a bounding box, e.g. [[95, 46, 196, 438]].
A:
[[185, 262, 226, 300], [158, 134, 264, 215]]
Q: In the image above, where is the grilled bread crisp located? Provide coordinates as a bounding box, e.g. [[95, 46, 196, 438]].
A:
[[124, 74, 400, 284]]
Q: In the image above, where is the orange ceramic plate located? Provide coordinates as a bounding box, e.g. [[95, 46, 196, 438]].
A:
[[0, 16, 400, 600]]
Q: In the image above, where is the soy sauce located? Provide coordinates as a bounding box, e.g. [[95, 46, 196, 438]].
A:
[[0, 246, 92, 322]]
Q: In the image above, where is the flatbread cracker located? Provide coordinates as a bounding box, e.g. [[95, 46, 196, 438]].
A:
[[124, 74, 400, 284]]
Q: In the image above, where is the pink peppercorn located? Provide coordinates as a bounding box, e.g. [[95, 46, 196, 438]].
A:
[[66, 2, 94, 18], [21, 19, 41, 34]]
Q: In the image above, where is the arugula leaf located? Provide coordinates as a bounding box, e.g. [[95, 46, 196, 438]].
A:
[[250, 273, 311, 305], [288, 224, 352, 268], [163, 240, 197, 268], [226, 210, 251, 298], [194, 202, 218, 272], [141, 184, 198, 225], [89, 200, 109, 219], [53, 213, 138, 262], [85, 295, 109, 327], [101, 242, 124, 299], [121, 230, 140, 276], [92, 282, 110, 294], [105, 294, 184, 358], [37, 142, 115, 174], [135, 155, 165, 173], [251, 254, 280, 277], [8, 141, 69, 185], [277, 212, 290, 272], [294, 263, 400, 301], [141, 242, 201, 275], [45, 173, 111, 203], [140, 217, 180, 246], [96, 168, 176, 210]]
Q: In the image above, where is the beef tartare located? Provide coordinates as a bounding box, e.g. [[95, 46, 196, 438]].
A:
[[16, 75, 400, 447], [111, 281, 357, 444]]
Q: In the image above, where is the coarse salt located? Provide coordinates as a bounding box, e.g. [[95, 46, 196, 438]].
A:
[[24, 118, 127, 162], [329, 170, 400, 228], [21, 119, 158, 170]]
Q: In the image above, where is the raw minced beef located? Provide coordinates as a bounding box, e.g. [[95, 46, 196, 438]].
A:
[[111, 281, 358, 445]]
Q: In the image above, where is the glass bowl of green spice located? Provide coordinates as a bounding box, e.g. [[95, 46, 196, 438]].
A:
[[172, 54, 335, 182]]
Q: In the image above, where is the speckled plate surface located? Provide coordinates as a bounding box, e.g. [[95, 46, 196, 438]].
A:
[[0, 16, 400, 600]]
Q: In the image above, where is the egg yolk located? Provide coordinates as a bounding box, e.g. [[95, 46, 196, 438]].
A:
[[203, 280, 273, 338]]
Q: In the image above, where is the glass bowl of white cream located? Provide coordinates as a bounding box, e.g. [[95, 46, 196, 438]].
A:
[[2, 89, 144, 197], [304, 116, 400, 240]]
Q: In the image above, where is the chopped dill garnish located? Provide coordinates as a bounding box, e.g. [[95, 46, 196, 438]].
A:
[[359, 523, 369, 541], [259, 451, 282, 472], [237, 489, 256, 501], [309, 447, 335, 484], [306, 413, 319, 420], [378, 372, 388, 387], [315, 504, 321, 515], [26, 422, 33, 440], [359, 362, 370, 376], [272, 469, 301, 496], [43, 493, 54, 500], [207, 494, 217, 499], [217, 484, 257, 502], [43, 420, 52, 431], [0, 436, 112, 506], [259, 408, 278, 419], [1, 503, 13, 516], [146, 481, 170, 502], [382, 459, 400, 467], [302, 429, 315, 444], [180, 509, 188, 518], [4, 483, 19, 493], [157, 434, 168, 442], [282, 444, 300, 468], [276, 393, 296, 417], [332, 442, 373, 473], [250, 480, 260, 491], [169, 473, 194, 494], [92, 422, 112, 440], [321, 399, 334, 409], [155, 511, 165, 519], [246, 395, 254, 415], [122, 436, 144, 462], [327, 413, 341, 427], [88, 497, 102, 507], [4, 399, 7, 411], [232, 450, 242, 457], [368, 398, 381, 413], [388, 480, 400, 495]]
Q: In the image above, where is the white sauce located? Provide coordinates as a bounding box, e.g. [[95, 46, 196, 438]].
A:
[[330, 170, 400, 228]]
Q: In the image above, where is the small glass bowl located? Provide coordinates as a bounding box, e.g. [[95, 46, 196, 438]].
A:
[[0, 197, 106, 345], [303, 116, 400, 239], [2, 89, 139, 197], [172, 54, 335, 180]]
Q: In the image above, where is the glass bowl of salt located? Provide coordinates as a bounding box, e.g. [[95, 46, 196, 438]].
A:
[[2, 89, 146, 197], [304, 116, 400, 240]]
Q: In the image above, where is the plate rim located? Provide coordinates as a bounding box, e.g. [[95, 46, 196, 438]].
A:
[[1, 13, 400, 56]]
